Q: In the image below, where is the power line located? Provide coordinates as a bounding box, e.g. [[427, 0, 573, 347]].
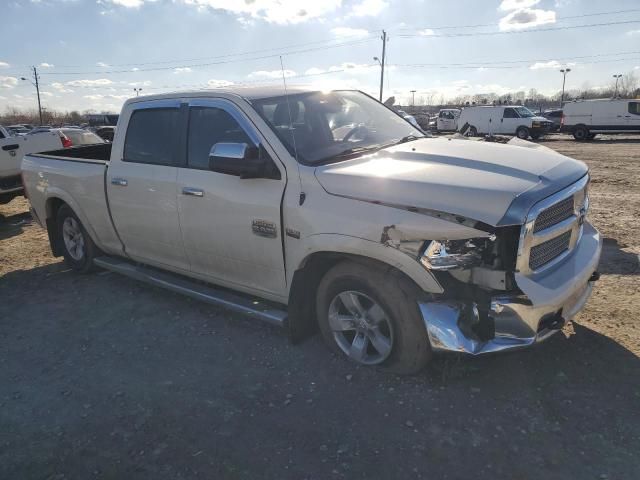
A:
[[393, 8, 640, 31], [396, 19, 640, 38], [37, 38, 375, 76]]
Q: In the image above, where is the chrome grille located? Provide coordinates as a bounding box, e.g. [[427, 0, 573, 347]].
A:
[[533, 196, 574, 233], [516, 176, 589, 276], [529, 231, 571, 270]]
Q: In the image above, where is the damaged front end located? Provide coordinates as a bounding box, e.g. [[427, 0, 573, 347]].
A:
[[382, 176, 602, 355]]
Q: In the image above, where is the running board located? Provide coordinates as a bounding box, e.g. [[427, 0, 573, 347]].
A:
[[93, 256, 288, 327]]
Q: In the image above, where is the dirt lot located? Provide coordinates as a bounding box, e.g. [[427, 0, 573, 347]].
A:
[[1, 135, 639, 479]]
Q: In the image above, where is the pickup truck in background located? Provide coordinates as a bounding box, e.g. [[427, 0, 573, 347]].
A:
[[1, 130, 63, 204], [22, 87, 602, 374]]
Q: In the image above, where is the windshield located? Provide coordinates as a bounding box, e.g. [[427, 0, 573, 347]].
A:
[[251, 90, 424, 165], [515, 107, 535, 118]]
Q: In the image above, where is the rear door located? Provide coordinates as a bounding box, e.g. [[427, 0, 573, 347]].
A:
[[106, 100, 190, 271], [625, 101, 640, 131], [176, 98, 287, 296]]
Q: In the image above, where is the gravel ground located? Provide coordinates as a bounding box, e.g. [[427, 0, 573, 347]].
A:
[[1, 134, 639, 479]]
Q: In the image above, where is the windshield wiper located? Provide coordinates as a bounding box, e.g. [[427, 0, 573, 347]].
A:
[[315, 145, 383, 164], [395, 134, 425, 144]]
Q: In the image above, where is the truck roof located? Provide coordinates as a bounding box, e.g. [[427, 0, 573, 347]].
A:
[[123, 85, 325, 107]]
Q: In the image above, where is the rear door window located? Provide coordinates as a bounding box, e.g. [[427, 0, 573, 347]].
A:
[[124, 108, 181, 165], [629, 102, 640, 115], [187, 107, 253, 170]]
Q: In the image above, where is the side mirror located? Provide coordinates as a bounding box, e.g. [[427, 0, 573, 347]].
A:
[[208, 142, 278, 179]]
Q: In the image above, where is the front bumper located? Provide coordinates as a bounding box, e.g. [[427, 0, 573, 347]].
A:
[[419, 221, 602, 355]]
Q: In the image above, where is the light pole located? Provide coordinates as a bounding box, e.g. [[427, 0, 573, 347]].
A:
[[410, 90, 416, 107], [133, 87, 143, 97], [613, 74, 622, 97], [559, 68, 571, 108], [373, 29, 387, 102], [20, 66, 43, 125]]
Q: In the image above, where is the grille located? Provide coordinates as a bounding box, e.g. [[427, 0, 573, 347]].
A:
[[529, 230, 572, 271], [533, 196, 574, 233]]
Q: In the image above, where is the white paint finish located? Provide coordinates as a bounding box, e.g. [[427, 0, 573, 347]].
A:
[[563, 98, 640, 132], [107, 161, 190, 271], [314, 137, 581, 226], [457, 105, 550, 136], [1, 132, 61, 187]]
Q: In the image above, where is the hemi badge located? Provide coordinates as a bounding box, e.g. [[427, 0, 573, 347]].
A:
[[252, 219, 277, 238], [286, 228, 301, 239]]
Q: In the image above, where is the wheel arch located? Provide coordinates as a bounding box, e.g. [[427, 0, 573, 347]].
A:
[[287, 249, 439, 343], [44, 193, 101, 257]]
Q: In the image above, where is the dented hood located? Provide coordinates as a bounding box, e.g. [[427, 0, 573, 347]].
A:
[[314, 137, 588, 227]]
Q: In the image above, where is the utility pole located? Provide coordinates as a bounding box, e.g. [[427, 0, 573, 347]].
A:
[[410, 90, 416, 107], [379, 30, 387, 102], [559, 68, 571, 108], [21, 67, 43, 125], [613, 74, 622, 97], [133, 87, 143, 97]]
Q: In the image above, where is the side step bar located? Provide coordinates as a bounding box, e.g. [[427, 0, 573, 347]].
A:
[[93, 256, 288, 327]]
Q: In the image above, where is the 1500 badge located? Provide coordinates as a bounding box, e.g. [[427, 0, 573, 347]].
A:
[[252, 219, 277, 238]]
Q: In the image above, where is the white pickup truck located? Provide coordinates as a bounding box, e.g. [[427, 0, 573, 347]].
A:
[[22, 87, 602, 374]]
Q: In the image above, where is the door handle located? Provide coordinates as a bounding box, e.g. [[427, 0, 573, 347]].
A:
[[182, 187, 204, 197], [2, 144, 19, 151], [111, 178, 128, 186]]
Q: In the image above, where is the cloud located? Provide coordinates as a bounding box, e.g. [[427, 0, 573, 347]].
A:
[[128, 80, 152, 86], [499, 0, 540, 10], [40, 91, 54, 97], [105, 0, 147, 7], [0, 76, 18, 88], [0, 62, 9, 68], [97, 62, 109, 67], [131, 67, 140, 71], [173, 67, 192, 74], [330, 27, 369, 38], [499, 8, 556, 31], [349, 0, 388, 17], [303, 62, 378, 76], [627, 29, 640, 36], [180, 0, 342, 24], [39, 62, 54, 68], [304, 67, 325, 75], [51, 82, 75, 93], [418, 29, 435, 36], [207, 79, 234, 88], [67, 78, 113, 87], [529, 60, 575, 70], [248, 69, 296, 79], [83, 94, 130, 100]]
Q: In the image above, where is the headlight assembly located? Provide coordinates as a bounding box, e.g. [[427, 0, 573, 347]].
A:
[[419, 239, 486, 271]]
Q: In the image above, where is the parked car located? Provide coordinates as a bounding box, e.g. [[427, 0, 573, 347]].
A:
[[543, 109, 563, 132], [94, 126, 116, 142], [7, 125, 32, 136], [0, 131, 63, 204], [27, 126, 53, 135], [436, 109, 460, 132], [458, 105, 553, 139], [55, 128, 106, 146], [560, 98, 640, 140], [22, 87, 601, 374]]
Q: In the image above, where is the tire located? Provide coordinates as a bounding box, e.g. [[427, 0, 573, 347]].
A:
[[316, 260, 432, 375], [573, 125, 589, 141], [530, 133, 541, 141], [56, 204, 98, 273], [468, 126, 478, 137], [516, 126, 530, 140], [587, 133, 597, 140]]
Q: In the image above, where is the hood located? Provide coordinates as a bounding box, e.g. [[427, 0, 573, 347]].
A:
[[314, 138, 587, 227], [532, 116, 550, 122]]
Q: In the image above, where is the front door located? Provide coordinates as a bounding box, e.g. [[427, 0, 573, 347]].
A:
[[176, 99, 287, 296], [106, 101, 190, 271], [500, 107, 521, 134]]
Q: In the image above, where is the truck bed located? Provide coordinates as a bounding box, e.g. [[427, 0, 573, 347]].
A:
[[32, 143, 112, 163]]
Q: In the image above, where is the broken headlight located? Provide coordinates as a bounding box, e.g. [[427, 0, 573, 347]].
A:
[[419, 239, 486, 271]]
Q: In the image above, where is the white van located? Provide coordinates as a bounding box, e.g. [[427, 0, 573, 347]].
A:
[[561, 98, 640, 140], [458, 105, 552, 140], [436, 109, 460, 132]]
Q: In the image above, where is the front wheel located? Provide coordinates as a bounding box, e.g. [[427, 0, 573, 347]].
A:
[[573, 125, 589, 141], [56, 204, 99, 273], [316, 261, 432, 375], [516, 126, 530, 139]]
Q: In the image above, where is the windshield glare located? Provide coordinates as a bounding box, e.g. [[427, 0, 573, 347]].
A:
[[515, 107, 535, 118], [251, 90, 423, 165]]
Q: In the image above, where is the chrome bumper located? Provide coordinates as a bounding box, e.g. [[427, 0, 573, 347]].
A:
[[419, 221, 602, 355]]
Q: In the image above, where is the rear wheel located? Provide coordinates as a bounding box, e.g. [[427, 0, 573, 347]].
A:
[[467, 126, 478, 137], [56, 204, 98, 273], [316, 261, 432, 375], [516, 126, 530, 140], [573, 125, 589, 141]]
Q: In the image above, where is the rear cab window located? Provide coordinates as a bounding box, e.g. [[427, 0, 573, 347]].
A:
[[124, 108, 181, 165]]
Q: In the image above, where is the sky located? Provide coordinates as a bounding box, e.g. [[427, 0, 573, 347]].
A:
[[1, 0, 640, 113]]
